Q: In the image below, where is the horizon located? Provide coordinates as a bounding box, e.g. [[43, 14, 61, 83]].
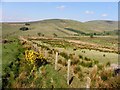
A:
[[1, 18, 118, 23], [2, 2, 118, 22]]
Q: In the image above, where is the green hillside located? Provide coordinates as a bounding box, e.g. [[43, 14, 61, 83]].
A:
[[2, 19, 119, 88], [84, 20, 118, 32], [2, 19, 118, 38]]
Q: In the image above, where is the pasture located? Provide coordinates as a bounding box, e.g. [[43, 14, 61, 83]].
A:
[[1, 19, 119, 88]]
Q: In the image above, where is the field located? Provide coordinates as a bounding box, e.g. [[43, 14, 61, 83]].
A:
[[30, 36, 118, 64], [1, 19, 120, 88]]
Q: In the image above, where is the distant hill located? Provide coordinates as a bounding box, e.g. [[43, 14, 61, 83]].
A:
[[84, 20, 118, 32], [2, 19, 118, 38]]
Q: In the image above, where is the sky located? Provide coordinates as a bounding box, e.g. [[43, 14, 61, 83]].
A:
[[1, 0, 120, 2], [1, 2, 118, 22]]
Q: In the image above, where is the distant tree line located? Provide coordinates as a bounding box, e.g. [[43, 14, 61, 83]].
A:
[[64, 28, 119, 37]]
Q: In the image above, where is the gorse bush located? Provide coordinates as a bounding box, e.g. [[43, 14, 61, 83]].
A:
[[25, 50, 47, 67]]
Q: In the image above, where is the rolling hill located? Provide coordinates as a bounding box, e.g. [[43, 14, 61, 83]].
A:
[[84, 20, 118, 32], [2, 19, 118, 38]]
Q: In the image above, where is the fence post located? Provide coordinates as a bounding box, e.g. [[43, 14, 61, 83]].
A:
[[38, 47, 41, 54], [67, 59, 71, 85], [44, 50, 47, 58], [55, 52, 58, 70], [86, 77, 91, 89]]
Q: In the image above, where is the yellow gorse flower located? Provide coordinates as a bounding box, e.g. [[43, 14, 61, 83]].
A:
[[25, 50, 46, 65]]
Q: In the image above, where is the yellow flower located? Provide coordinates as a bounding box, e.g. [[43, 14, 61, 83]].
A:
[[25, 49, 46, 65]]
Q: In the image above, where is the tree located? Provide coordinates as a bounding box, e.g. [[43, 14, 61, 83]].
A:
[[19, 27, 29, 31], [93, 33, 96, 35], [25, 23, 30, 26], [42, 34, 44, 37], [90, 34, 94, 38], [37, 33, 41, 36]]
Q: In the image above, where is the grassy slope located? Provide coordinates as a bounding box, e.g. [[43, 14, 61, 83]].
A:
[[2, 19, 118, 38], [2, 23, 23, 38], [1, 19, 119, 88], [84, 20, 118, 32], [2, 38, 24, 72]]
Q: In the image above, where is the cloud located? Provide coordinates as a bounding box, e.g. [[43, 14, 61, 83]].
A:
[[56, 5, 66, 10], [85, 10, 94, 14], [101, 14, 108, 17]]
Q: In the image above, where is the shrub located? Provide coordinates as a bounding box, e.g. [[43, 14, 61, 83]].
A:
[[90, 34, 94, 38], [97, 63, 104, 70], [58, 59, 62, 64], [103, 54, 106, 57], [84, 57, 91, 61], [74, 65, 81, 74], [25, 23, 30, 26], [58, 59, 67, 66], [94, 60, 99, 65], [107, 75, 120, 88], [37, 33, 42, 36], [106, 61, 111, 67], [78, 72, 84, 81], [59, 52, 69, 60], [70, 55, 79, 65], [73, 48, 77, 51], [71, 59, 79, 65], [53, 33, 58, 37], [100, 69, 113, 81], [19, 27, 29, 31], [25, 50, 47, 67], [79, 55, 83, 59], [48, 50, 53, 54]]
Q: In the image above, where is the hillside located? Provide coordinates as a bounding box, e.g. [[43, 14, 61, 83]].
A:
[[2, 19, 118, 38], [2, 19, 119, 88], [84, 20, 118, 32]]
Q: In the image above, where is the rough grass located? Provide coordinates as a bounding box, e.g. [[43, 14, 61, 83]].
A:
[[64, 36, 118, 48], [31, 39, 118, 64], [2, 19, 118, 88], [2, 38, 24, 72]]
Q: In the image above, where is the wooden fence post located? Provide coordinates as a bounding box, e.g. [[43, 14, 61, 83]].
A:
[[86, 77, 91, 88], [67, 59, 71, 85], [55, 52, 58, 70], [44, 50, 47, 58], [38, 47, 41, 54]]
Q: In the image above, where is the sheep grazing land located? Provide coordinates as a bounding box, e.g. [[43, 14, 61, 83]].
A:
[[1, 19, 119, 88]]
